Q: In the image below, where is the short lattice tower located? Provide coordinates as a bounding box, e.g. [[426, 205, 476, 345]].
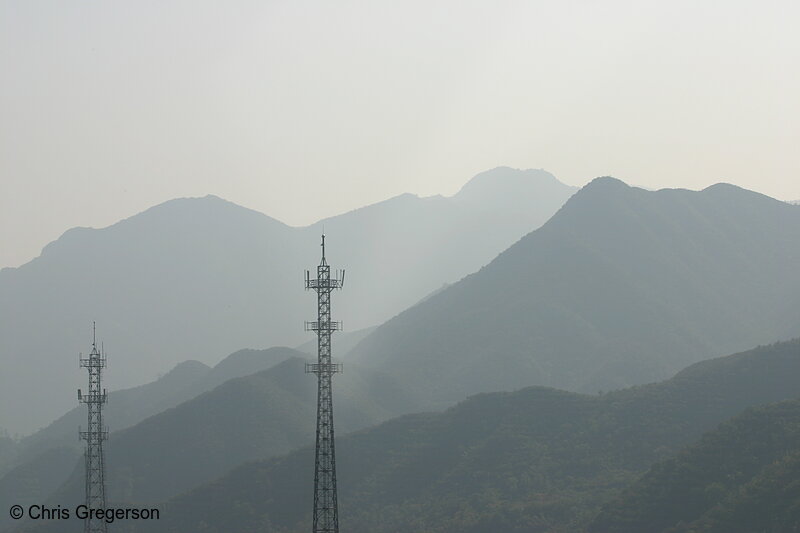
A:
[[78, 322, 108, 533]]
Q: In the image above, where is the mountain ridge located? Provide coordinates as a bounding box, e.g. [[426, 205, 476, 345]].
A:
[[103, 339, 800, 533], [349, 176, 800, 402], [28, 355, 422, 515], [0, 346, 299, 531], [0, 167, 577, 434]]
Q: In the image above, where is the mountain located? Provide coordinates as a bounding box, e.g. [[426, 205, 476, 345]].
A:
[[15, 346, 296, 462], [172, 347, 301, 402], [589, 397, 800, 533], [16, 360, 209, 461], [70, 339, 799, 533], [20, 355, 421, 527], [301, 167, 575, 341], [0, 167, 576, 435], [0, 360, 208, 531], [0, 346, 298, 532], [349, 178, 800, 404]]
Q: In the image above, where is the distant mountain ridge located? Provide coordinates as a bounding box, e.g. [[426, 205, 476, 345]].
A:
[[98, 339, 800, 533], [0, 346, 299, 531], [0, 167, 577, 434], [349, 178, 800, 402], [15, 347, 298, 463], [22, 356, 421, 526]]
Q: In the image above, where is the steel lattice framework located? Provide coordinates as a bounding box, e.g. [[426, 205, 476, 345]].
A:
[[304, 235, 345, 533], [78, 323, 108, 533]]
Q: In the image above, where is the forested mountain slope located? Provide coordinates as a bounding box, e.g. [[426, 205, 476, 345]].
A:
[[0, 347, 298, 532], [590, 396, 800, 533], [351, 178, 800, 402], [31, 357, 420, 519], [83, 340, 800, 533]]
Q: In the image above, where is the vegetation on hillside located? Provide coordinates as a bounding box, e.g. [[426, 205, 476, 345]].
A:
[[100, 339, 800, 533], [590, 397, 800, 532]]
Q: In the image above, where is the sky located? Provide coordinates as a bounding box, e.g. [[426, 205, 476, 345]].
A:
[[1, 0, 798, 268]]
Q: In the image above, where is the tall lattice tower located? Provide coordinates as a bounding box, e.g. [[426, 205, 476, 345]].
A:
[[78, 322, 108, 533], [305, 235, 345, 533]]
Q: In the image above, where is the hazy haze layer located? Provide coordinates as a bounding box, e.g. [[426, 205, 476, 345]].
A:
[[2, 0, 799, 267]]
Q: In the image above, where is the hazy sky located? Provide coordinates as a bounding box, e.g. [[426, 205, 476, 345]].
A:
[[2, 0, 798, 268]]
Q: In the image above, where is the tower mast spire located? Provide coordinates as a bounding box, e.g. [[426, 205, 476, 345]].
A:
[[305, 234, 345, 533]]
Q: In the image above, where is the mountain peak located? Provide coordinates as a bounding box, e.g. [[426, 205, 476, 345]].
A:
[[584, 175, 630, 190], [701, 182, 743, 193], [452, 167, 577, 213], [455, 167, 565, 196], [543, 175, 637, 225], [210, 347, 302, 384], [699, 182, 785, 208], [564, 176, 637, 203], [128, 194, 284, 226]]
